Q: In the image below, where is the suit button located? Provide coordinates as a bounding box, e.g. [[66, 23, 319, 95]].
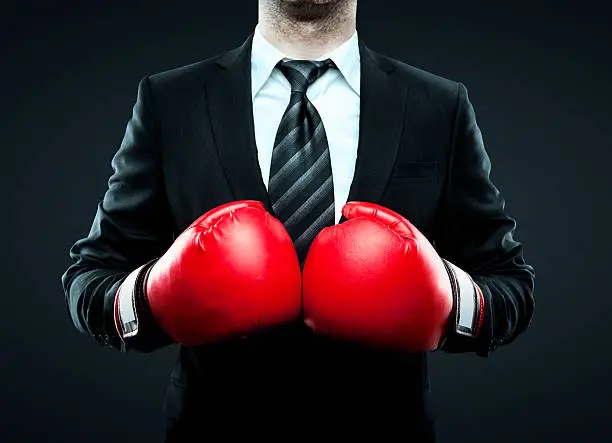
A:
[[97, 334, 110, 346]]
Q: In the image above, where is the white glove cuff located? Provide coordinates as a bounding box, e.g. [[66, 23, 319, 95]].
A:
[[444, 260, 484, 338], [114, 264, 147, 339]]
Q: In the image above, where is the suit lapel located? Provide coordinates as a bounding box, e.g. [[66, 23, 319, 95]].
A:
[[206, 34, 274, 213], [341, 43, 408, 222]]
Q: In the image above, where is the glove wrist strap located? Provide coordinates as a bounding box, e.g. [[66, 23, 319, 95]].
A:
[[114, 258, 174, 352], [441, 259, 484, 339]]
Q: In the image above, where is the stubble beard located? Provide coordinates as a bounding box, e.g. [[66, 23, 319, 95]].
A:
[[275, 0, 351, 23], [260, 0, 356, 57]]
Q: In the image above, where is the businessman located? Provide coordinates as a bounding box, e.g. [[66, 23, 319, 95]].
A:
[[62, 1, 535, 441]]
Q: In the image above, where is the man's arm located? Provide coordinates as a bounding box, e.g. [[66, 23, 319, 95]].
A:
[[61, 76, 175, 352], [434, 83, 535, 357]]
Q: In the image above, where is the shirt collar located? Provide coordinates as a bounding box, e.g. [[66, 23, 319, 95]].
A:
[[251, 24, 361, 98]]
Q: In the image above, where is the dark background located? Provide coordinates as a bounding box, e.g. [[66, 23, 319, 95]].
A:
[[2, 1, 611, 442]]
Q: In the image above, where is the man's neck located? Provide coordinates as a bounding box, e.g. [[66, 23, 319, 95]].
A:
[[258, 3, 356, 60]]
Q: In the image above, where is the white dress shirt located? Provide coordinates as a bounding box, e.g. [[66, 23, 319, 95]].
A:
[[251, 25, 361, 225]]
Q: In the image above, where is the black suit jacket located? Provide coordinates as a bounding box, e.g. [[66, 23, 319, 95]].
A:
[[62, 35, 535, 442]]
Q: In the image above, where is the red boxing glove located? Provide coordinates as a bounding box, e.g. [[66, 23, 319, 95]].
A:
[[303, 202, 481, 352], [115, 200, 301, 347]]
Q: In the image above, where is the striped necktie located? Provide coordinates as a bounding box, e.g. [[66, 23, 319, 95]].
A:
[[268, 59, 336, 264]]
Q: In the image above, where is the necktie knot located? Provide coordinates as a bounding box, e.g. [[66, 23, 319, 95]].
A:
[[277, 59, 335, 93]]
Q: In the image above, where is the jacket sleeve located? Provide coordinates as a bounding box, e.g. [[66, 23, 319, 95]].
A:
[[61, 76, 175, 352], [435, 83, 535, 357]]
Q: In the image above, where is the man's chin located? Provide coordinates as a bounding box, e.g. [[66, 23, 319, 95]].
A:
[[279, 0, 344, 22]]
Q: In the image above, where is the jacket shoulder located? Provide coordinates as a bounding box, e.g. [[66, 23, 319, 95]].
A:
[[145, 52, 226, 91], [131, 46, 239, 117], [371, 49, 462, 104]]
